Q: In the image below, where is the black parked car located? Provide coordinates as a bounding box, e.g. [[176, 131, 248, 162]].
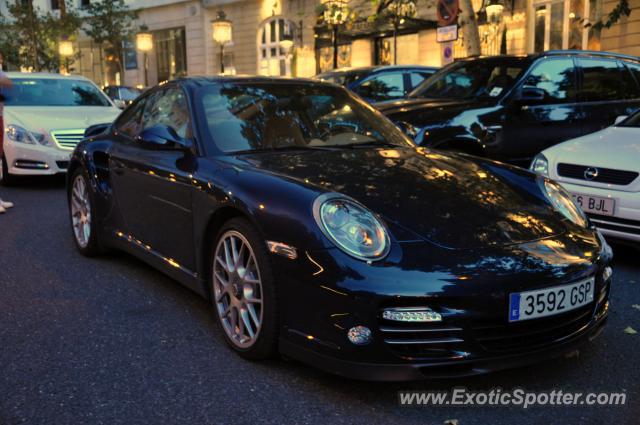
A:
[[316, 65, 438, 103], [378, 51, 640, 165], [68, 77, 612, 381]]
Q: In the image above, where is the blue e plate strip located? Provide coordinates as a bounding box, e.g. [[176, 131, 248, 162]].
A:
[[509, 293, 521, 322]]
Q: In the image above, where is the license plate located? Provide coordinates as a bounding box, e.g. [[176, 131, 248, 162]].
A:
[[509, 278, 595, 322], [572, 193, 615, 216]]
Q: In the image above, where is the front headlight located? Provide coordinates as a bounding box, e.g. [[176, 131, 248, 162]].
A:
[[313, 194, 390, 261], [539, 177, 588, 228], [6, 124, 47, 146], [530, 153, 549, 176]]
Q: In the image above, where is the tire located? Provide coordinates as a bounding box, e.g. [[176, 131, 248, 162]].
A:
[[68, 168, 102, 256], [210, 217, 278, 360], [0, 156, 16, 186]]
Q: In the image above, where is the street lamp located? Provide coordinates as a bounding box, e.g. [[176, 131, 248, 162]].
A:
[[136, 29, 153, 87], [279, 32, 295, 76], [212, 10, 233, 74], [321, 0, 349, 69], [59, 39, 73, 74]]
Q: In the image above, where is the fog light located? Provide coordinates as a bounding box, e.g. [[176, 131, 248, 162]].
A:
[[602, 266, 613, 282], [347, 326, 372, 345], [382, 307, 442, 322]]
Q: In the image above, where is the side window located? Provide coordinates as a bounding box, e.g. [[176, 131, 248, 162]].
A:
[[115, 98, 146, 138], [522, 58, 577, 103], [620, 61, 640, 99], [356, 72, 405, 102], [579, 58, 627, 102], [409, 72, 427, 90], [142, 87, 192, 139]]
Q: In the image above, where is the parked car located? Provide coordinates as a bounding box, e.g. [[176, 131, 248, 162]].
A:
[[67, 76, 612, 381], [315, 65, 438, 103], [1, 73, 121, 185], [532, 112, 640, 245], [378, 51, 640, 165], [104, 85, 144, 109]]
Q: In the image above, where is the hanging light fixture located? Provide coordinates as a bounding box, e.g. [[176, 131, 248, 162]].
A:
[[212, 10, 233, 46], [136, 27, 153, 87], [279, 33, 294, 52], [485, 0, 504, 23], [58, 40, 74, 57]]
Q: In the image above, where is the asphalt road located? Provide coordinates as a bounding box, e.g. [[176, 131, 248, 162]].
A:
[[1, 176, 640, 425]]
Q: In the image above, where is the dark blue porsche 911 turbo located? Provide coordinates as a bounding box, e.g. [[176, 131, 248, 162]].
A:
[[67, 76, 612, 381]]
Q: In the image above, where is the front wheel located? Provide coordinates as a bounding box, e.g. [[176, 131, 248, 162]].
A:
[[68, 169, 101, 256], [211, 218, 278, 360]]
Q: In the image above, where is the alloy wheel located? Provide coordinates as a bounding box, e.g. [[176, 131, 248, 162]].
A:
[[70, 175, 92, 248], [213, 230, 264, 349]]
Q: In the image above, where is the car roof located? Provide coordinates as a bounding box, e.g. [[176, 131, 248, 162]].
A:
[[317, 65, 438, 75], [454, 50, 640, 63], [176, 75, 340, 88], [4, 72, 93, 81]]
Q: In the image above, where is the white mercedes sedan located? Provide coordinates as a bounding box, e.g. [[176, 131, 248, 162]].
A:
[[531, 114, 640, 244], [1, 73, 120, 185]]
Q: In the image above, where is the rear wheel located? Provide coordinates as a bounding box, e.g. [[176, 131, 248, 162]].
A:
[[68, 169, 101, 256], [211, 218, 278, 360]]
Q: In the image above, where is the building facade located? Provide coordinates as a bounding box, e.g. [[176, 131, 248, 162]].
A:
[[2, 0, 640, 86]]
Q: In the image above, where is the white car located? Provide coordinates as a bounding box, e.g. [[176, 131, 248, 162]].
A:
[[1, 73, 120, 185], [531, 114, 640, 244]]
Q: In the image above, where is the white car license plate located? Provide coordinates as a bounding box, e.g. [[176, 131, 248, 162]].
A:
[[572, 193, 615, 216], [509, 278, 595, 322]]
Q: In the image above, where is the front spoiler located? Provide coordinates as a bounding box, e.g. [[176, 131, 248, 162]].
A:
[[279, 313, 608, 382]]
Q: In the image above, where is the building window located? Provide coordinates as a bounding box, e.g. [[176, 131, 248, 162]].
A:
[[80, 0, 90, 8], [154, 27, 187, 83], [531, 0, 602, 52], [51, 0, 60, 10], [258, 17, 295, 76]]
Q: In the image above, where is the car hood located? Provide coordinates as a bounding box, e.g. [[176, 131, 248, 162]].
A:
[[234, 147, 566, 250], [4, 106, 121, 133], [375, 97, 495, 126], [543, 126, 640, 172]]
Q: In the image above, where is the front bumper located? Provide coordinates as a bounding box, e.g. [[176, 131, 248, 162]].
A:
[[4, 140, 72, 175], [275, 232, 612, 381], [281, 306, 608, 381]]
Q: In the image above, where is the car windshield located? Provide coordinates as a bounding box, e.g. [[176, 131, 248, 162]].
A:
[[409, 58, 528, 100], [4, 78, 112, 106], [198, 82, 413, 153], [316, 70, 368, 86], [119, 87, 142, 101]]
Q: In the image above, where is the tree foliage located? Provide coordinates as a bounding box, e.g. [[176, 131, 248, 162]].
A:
[[82, 0, 137, 82], [0, 0, 82, 71]]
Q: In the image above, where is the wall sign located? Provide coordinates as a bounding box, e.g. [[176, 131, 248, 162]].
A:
[[436, 24, 458, 42]]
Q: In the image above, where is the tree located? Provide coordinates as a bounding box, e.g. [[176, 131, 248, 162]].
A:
[[83, 0, 137, 84], [0, 0, 82, 71]]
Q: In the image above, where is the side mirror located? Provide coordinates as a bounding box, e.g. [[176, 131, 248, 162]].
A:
[[518, 86, 546, 102], [615, 115, 628, 125], [84, 123, 111, 138], [138, 125, 192, 151], [114, 99, 127, 109]]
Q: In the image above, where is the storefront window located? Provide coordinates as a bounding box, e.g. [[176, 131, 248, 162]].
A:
[[154, 27, 187, 83], [316, 44, 351, 73], [375, 33, 418, 65]]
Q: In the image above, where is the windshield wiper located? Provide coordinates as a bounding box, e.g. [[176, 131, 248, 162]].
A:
[[322, 141, 404, 149], [233, 145, 338, 154]]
